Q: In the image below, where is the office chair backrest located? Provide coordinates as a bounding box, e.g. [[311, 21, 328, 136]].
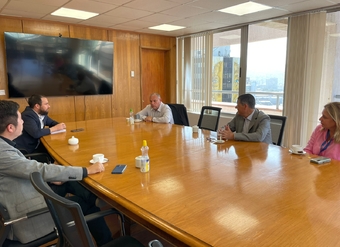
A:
[[197, 106, 222, 131], [268, 115, 287, 146], [167, 103, 189, 126], [30, 172, 94, 247]]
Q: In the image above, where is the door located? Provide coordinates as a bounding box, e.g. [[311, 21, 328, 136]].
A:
[[141, 48, 169, 108]]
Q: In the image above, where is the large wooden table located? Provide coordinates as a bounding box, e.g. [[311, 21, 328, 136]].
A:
[[42, 118, 340, 247]]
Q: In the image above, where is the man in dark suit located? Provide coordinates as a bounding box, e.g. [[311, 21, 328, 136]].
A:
[[14, 95, 66, 154], [219, 93, 272, 144]]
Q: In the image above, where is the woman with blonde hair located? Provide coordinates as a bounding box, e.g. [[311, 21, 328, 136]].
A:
[[304, 102, 340, 160]]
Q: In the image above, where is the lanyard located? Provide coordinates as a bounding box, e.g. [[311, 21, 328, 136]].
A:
[[319, 130, 333, 154]]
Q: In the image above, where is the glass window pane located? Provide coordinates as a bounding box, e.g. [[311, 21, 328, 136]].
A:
[[324, 11, 340, 103], [212, 29, 241, 114], [246, 19, 288, 116]]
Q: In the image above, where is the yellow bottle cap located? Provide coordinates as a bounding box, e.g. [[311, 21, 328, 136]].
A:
[[143, 140, 147, 146]]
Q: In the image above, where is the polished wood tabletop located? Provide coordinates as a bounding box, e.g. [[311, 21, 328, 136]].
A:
[[42, 118, 340, 247]]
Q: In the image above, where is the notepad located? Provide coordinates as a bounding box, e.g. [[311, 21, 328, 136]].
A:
[[51, 129, 66, 135]]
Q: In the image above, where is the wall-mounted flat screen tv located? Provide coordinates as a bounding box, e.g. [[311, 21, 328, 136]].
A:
[[4, 32, 114, 98]]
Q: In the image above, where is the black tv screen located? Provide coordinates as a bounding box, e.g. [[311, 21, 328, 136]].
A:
[[4, 32, 114, 98]]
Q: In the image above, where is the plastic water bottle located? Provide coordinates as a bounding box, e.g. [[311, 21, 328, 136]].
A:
[[129, 108, 134, 124], [140, 140, 150, 173]]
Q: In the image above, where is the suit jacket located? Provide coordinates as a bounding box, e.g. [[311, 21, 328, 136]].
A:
[[0, 138, 84, 243], [227, 109, 272, 144], [167, 104, 189, 126], [14, 107, 59, 153]]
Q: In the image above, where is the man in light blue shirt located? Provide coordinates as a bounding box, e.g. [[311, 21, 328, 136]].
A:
[[137, 93, 174, 124]]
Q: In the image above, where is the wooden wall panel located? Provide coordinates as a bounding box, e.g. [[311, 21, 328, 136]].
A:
[[69, 25, 108, 40], [0, 16, 176, 121], [169, 38, 177, 103], [110, 30, 141, 117], [47, 96, 75, 122], [83, 95, 112, 120], [22, 19, 69, 37], [140, 34, 172, 49], [0, 17, 23, 100]]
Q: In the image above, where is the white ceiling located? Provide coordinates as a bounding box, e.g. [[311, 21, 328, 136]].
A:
[[0, 0, 340, 37]]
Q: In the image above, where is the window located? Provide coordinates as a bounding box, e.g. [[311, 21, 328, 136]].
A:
[[323, 11, 340, 103], [212, 29, 241, 115], [246, 21, 287, 115], [178, 18, 288, 116]]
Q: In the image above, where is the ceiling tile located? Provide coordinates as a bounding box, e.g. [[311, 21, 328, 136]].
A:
[[281, 0, 335, 12], [92, 0, 131, 5], [186, 0, 235, 11], [1, 9, 45, 18], [42, 15, 84, 23], [105, 6, 153, 18], [119, 19, 156, 29], [80, 14, 130, 26], [5, 0, 57, 14], [161, 4, 211, 18], [167, 0, 194, 3], [138, 13, 183, 23], [63, 0, 118, 14], [124, 0, 179, 12]]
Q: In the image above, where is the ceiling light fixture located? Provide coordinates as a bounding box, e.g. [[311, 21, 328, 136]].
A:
[[149, 24, 185, 32], [218, 1, 272, 16], [51, 7, 98, 20]]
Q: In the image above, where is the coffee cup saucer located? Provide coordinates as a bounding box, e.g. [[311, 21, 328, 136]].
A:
[[90, 158, 108, 164], [289, 150, 306, 155], [134, 119, 142, 123], [213, 140, 225, 144]]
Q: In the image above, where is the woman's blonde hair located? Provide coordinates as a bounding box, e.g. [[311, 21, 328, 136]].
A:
[[324, 102, 340, 143]]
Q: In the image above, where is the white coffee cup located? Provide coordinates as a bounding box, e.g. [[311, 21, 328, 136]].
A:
[[291, 145, 303, 153], [192, 125, 199, 133], [135, 155, 144, 168], [93, 153, 105, 163]]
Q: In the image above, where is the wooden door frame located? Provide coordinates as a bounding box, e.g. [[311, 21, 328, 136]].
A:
[[140, 46, 171, 108]]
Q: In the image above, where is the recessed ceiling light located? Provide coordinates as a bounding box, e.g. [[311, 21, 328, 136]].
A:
[[51, 7, 98, 20], [218, 1, 272, 16], [149, 24, 185, 32]]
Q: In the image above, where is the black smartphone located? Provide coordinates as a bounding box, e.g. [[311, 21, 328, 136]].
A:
[[111, 164, 127, 174]]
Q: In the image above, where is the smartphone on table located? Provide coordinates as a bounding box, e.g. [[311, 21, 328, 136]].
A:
[[310, 156, 331, 164], [111, 164, 127, 174]]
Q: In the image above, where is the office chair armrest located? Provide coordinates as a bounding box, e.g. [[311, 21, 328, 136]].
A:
[[84, 208, 122, 223], [4, 207, 50, 226], [24, 153, 52, 164]]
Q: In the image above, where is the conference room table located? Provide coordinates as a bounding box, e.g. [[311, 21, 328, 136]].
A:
[[41, 118, 340, 247]]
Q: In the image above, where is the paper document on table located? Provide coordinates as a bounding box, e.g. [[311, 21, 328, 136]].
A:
[[51, 129, 66, 134]]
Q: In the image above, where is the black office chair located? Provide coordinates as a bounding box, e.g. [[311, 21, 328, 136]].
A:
[[19, 148, 52, 164], [197, 106, 222, 131], [30, 172, 145, 247], [167, 103, 190, 126], [0, 202, 57, 247], [268, 115, 287, 146]]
